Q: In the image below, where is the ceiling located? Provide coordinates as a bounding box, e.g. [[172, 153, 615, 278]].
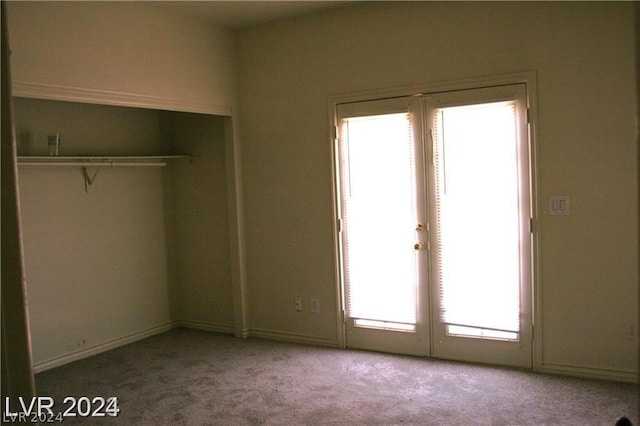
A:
[[150, 1, 353, 29]]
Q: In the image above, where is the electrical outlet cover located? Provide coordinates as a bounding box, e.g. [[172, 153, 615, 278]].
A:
[[624, 324, 637, 340]]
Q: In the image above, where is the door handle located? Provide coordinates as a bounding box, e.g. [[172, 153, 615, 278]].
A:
[[414, 242, 425, 250]]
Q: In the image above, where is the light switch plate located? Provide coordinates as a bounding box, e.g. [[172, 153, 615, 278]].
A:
[[549, 196, 570, 215]]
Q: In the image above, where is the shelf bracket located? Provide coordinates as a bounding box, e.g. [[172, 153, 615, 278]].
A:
[[82, 166, 101, 193]]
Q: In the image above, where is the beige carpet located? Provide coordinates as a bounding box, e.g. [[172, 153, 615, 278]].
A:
[[34, 328, 638, 425]]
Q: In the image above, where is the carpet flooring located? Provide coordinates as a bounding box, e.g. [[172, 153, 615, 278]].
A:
[[34, 328, 638, 425]]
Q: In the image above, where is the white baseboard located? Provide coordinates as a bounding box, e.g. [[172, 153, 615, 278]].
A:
[[236, 327, 251, 339], [249, 328, 340, 348], [34, 322, 637, 385], [33, 321, 178, 373], [541, 362, 639, 384], [177, 320, 234, 335]]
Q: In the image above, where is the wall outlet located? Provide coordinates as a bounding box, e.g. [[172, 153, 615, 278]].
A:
[[295, 297, 303, 312], [311, 298, 320, 313], [624, 324, 637, 340]]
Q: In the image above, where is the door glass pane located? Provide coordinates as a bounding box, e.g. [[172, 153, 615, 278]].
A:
[[340, 112, 418, 326], [433, 101, 521, 338]]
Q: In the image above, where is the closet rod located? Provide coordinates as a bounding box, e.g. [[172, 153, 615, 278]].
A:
[[18, 161, 167, 167]]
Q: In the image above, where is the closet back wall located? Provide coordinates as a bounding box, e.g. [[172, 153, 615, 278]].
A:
[[162, 112, 234, 332], [15, 98, 172, 369]]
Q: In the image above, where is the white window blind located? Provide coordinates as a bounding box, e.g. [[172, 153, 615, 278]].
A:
[[433, 101, 521, 337], [340, 112, 418, 326]]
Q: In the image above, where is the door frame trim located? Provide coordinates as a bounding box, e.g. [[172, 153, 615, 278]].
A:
[[328, 71, 541, 371]]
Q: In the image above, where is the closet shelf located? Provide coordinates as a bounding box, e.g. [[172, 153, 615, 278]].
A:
[[17, 155, 192, 168]]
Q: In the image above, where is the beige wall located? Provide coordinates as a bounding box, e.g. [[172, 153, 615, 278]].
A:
[[7, 2, 238, 370], [237, 2, 638, 378], [162, 112, 234, 330], [15, 99, 234, 370], [15, 98, 173, 367], [6, 0, 637, 381], [6, 1, 235, 112]]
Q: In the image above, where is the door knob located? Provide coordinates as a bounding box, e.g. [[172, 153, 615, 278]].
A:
[[414, 242, 424, 250]]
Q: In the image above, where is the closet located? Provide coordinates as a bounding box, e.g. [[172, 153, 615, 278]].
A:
[[14, 97, 234, 371]]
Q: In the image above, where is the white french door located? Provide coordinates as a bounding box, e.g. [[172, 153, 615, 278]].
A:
[[335, 83, 533, 368], [336, 97, 429, 356], [426, 85, 532, 368]]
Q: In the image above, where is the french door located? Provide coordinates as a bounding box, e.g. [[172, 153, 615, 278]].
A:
[[336, 96, 430, 356], [335, 83, 533, 368]]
